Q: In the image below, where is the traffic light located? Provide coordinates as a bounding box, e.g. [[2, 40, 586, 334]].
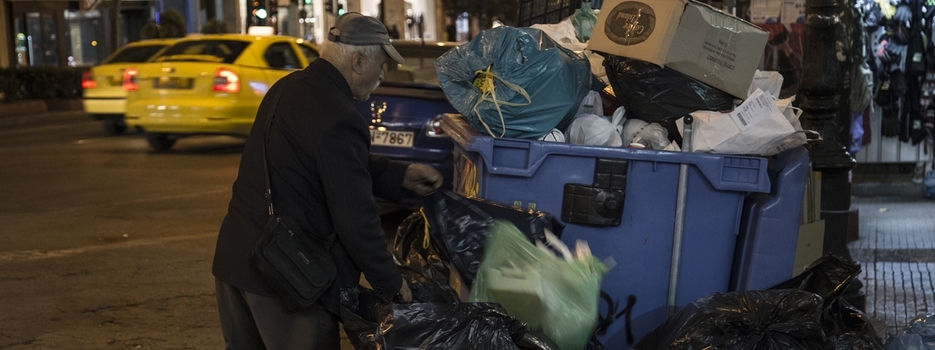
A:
[[337, 3, 344, 15], [325, 0, 333, 14]]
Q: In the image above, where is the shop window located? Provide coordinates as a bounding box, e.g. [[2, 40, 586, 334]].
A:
[[14, 13, 59, 67], [65, 10, 107, 66]]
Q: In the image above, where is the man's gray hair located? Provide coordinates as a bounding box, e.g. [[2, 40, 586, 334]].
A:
[[320, 40, 384, 66]]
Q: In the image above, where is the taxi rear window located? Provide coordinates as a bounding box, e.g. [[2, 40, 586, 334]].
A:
[[105, 44, 168, 64], [154, 40, 250, 64]]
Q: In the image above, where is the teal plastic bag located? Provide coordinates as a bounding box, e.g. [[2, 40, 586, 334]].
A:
[[436, 26, 592, 140], [571, 1, 597, 42], [470, 220, 607, 350]]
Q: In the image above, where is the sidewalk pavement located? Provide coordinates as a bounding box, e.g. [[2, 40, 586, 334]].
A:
[[850, 164, 935, 337]]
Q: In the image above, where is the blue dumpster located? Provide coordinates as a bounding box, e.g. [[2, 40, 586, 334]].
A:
[[441, 114, 771, 347], [731, 146, 810, 291]]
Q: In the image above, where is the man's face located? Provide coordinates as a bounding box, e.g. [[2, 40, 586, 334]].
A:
[[352, 50, 388, 101]]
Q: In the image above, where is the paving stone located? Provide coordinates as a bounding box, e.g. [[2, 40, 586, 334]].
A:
[[850, 192, 935, 337]]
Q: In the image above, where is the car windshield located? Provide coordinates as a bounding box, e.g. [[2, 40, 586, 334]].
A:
[[105, 44, 168, 64], [154, 40, 250, 64]]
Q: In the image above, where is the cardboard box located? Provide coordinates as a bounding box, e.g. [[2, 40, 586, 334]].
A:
[[588, 0, 688, 64], [793, 220, 825, 276], [847, 208, 860, 242], [588, 0, 769, 98]]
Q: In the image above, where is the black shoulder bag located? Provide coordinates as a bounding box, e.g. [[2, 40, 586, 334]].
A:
[[249, 108, 337, 313]]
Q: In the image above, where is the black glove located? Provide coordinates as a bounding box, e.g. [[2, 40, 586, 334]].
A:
[[881, 104, 901, 137], [402, 164, 442, 196]]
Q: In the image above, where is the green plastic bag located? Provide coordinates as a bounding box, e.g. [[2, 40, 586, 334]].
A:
[[470, 220, 607, 350]]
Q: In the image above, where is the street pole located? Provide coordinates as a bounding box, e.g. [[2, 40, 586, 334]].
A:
[[112, 0, 121, 50], [799, 0, 864, 310]]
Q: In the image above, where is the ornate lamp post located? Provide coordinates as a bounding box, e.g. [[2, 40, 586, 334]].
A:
[[799, 0, 864, 309]]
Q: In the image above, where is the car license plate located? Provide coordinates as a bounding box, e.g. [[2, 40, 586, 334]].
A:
[[370, 129, 414, 148], [153, 77, 193, 89]]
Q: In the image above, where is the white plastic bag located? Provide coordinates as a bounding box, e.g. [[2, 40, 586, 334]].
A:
[[575, 90, 604, 118], [531, 18, 587, 52], [680, 89, 807, 156], [747, 70, 784, 99], [567, 114, 623, 146], [538, 128, 566, 142], [620, 107, 680, 151]]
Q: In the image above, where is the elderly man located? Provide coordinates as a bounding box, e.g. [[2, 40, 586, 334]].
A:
[[212, 12, 442, 349]]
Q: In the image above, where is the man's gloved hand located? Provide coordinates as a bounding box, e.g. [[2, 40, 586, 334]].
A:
[[402, 164, 442, 196]]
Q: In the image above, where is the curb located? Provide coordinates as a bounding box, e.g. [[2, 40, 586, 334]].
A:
[[0, 99, 86, 127], [2, 99, 48, 115], [0, 110, 90, 128]]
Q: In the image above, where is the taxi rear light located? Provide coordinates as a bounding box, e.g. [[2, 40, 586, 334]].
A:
[[213, 68, 240, 93], [426, 115, 448, 137], [81, 70, 96, 89], [122, 67, 139, 91]]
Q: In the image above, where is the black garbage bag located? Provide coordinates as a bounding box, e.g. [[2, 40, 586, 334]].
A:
[[823, 298, 887, 349], [392, 211, 459, 303], [603, 54, 736, 145], [421, 189, 564, 288], [375, 302, 527, 350], [771, 254, 885, 350], [340, 286, 392, 350], [633, 289, 827, 350], [518, 331, 562, 350], [772, 254, 862, 307]]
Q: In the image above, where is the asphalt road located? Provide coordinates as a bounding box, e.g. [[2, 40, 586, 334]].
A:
[[0, 113, 408, 349]]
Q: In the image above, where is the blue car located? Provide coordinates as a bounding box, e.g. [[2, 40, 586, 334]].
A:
[[356, 41, 461, 201]]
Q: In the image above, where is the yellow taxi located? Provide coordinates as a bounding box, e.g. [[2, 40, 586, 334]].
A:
[[81, 38, 177, 135], [123, 34, 319, 151]]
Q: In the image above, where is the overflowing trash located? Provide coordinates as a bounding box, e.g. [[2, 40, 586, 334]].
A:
[[351, 0, 862, 348], [603, 54, 736, 143]]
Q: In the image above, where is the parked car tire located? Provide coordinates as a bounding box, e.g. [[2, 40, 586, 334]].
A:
[[102, 119, 127, 135], [145, 133, 177, 152]]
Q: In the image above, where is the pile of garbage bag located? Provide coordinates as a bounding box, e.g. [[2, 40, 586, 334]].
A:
[[634, 254, 887, 350], [340, 191, 575, 350]]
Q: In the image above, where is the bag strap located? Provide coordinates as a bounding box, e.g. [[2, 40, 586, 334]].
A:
[[262, 103, 278, 217], [260, 95, 336, 245]]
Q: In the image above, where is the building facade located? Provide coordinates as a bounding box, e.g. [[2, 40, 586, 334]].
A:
[[0, 0, 441, 69]]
